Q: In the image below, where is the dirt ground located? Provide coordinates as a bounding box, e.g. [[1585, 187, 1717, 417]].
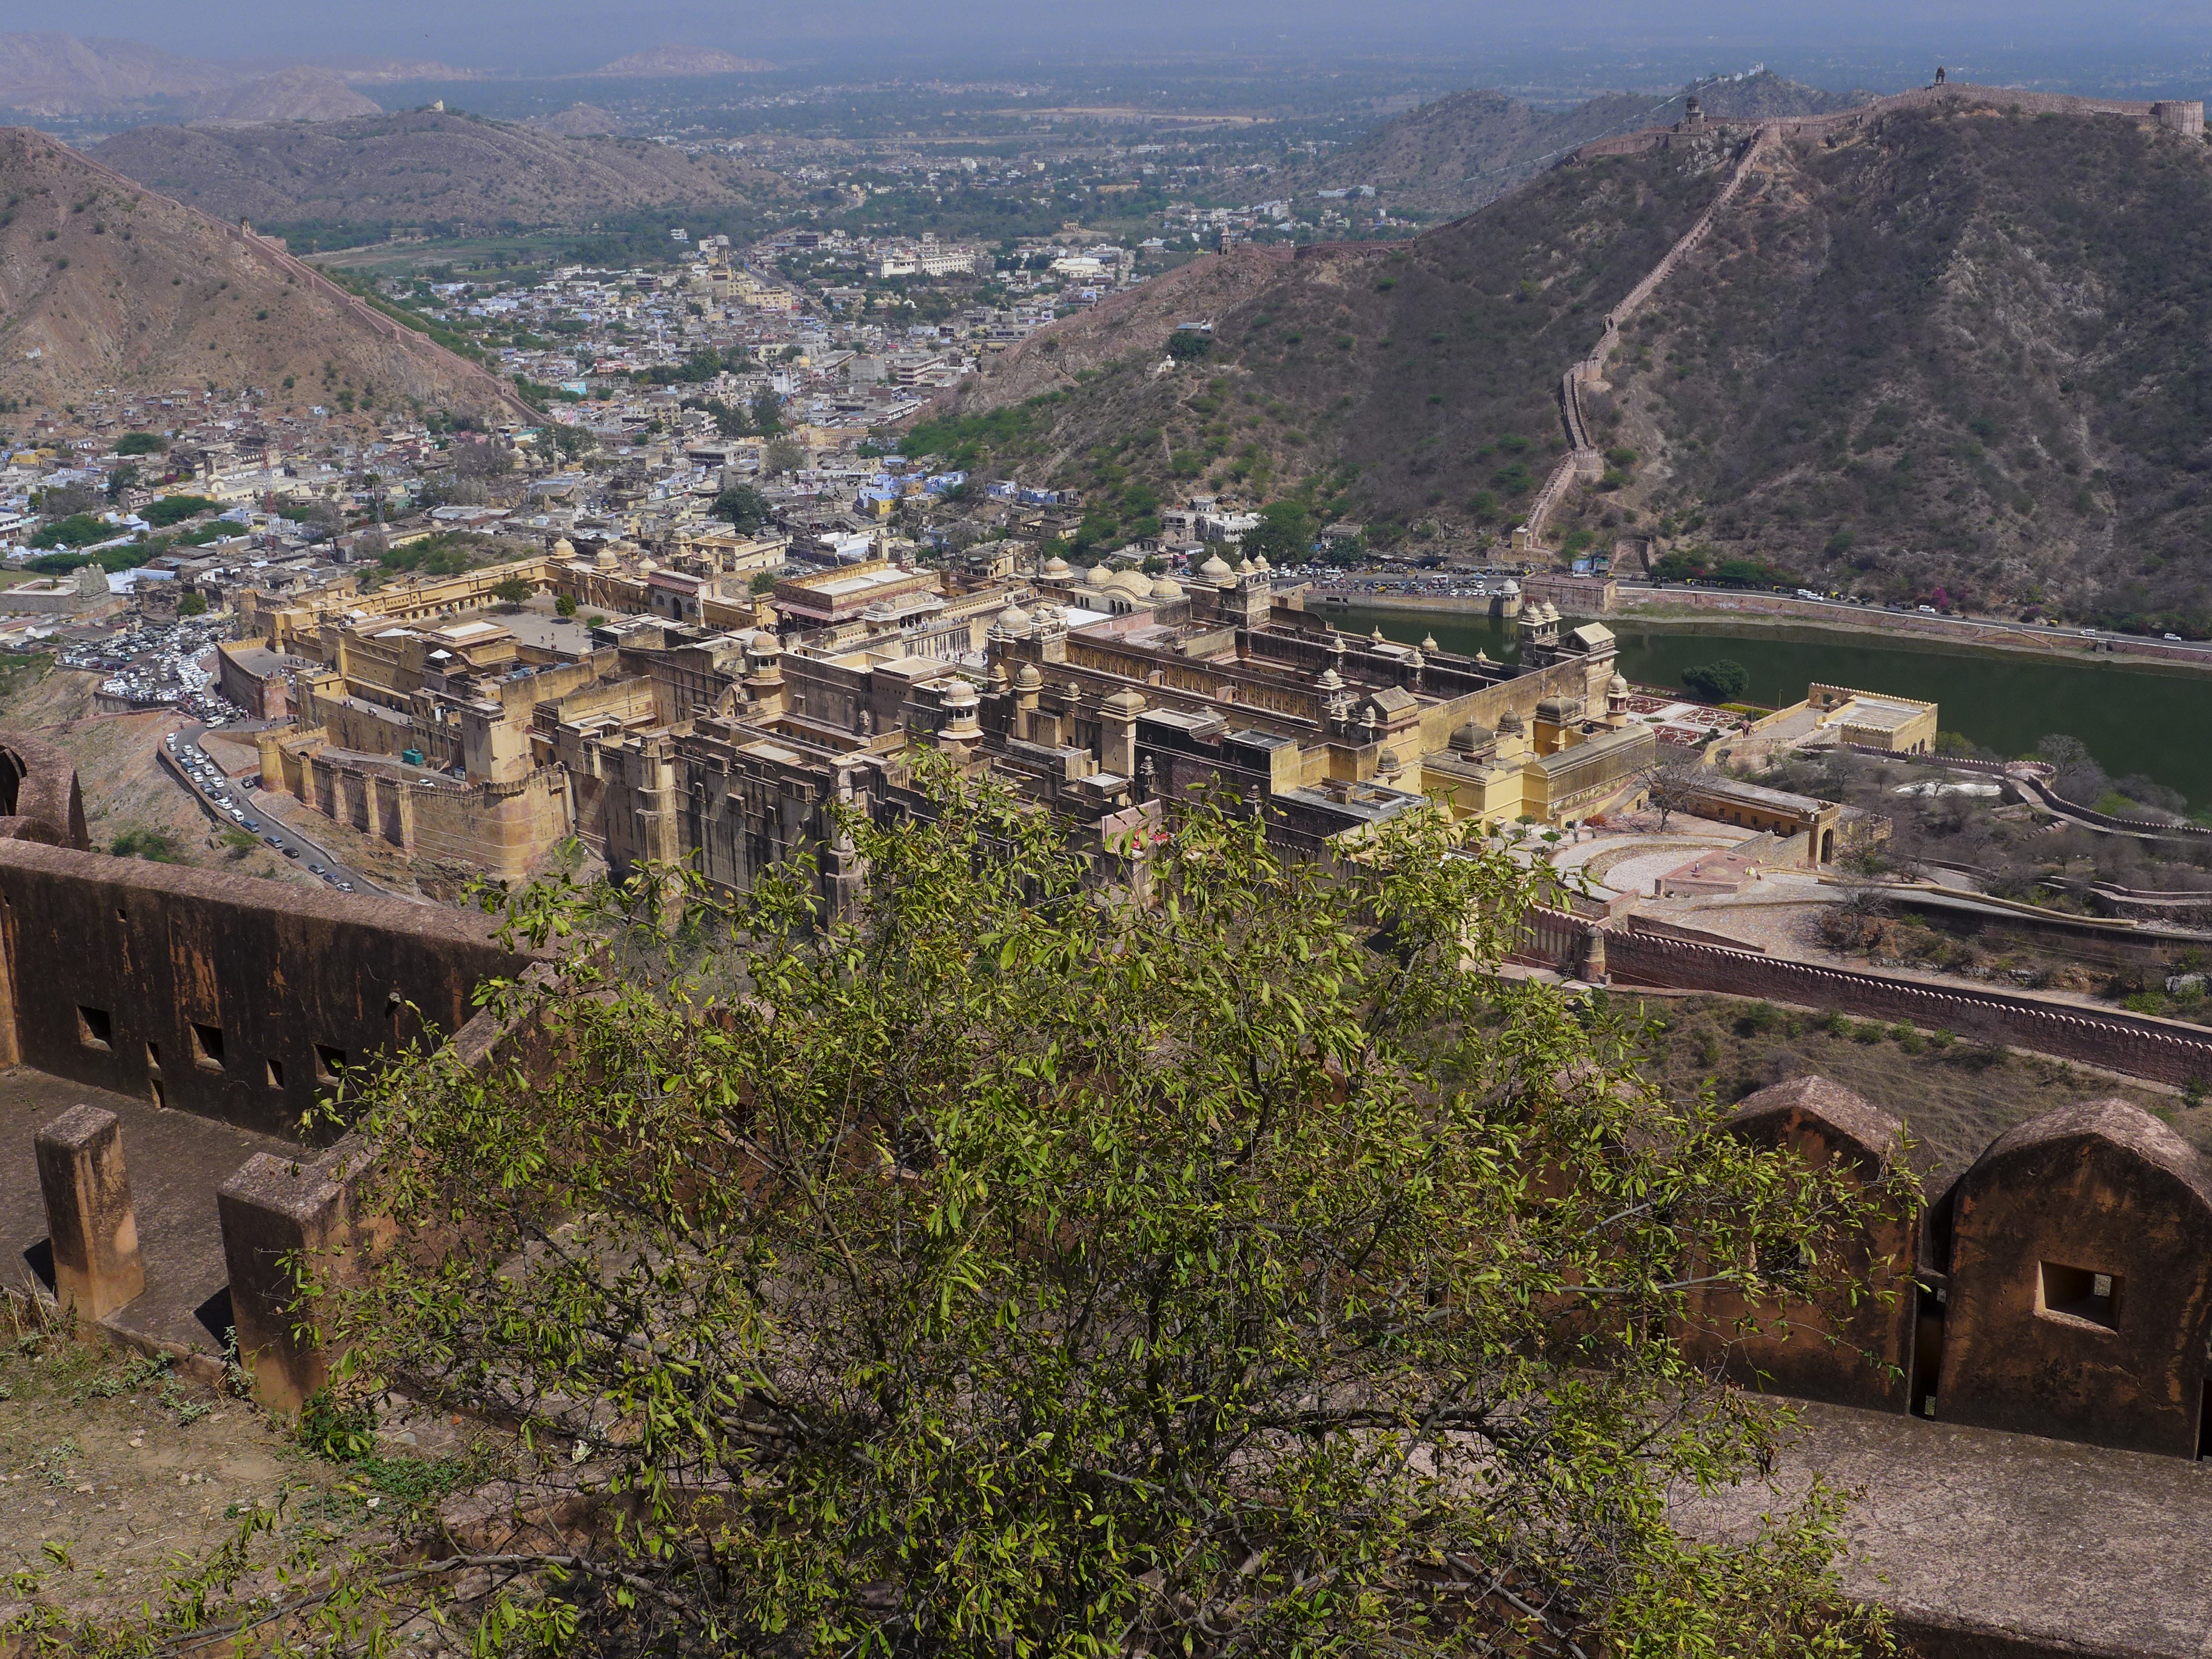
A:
[[0, 1316, 338, 1620], [0, 1307, 504, 1634], [0, 670, 315, 886]]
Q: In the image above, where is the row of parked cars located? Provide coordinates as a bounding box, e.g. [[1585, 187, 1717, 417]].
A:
[[164, 734, 355, 893]]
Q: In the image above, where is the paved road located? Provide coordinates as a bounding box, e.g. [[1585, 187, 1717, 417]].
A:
[[160, 725, 384, 896]]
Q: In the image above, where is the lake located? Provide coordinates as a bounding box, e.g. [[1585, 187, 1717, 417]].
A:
[[1324, 604, 2212, 808]]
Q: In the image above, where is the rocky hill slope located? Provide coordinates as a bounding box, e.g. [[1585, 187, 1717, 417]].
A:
[[89, 108, 785, 229], [1296, 72, 1863, 218], [0, 125, 528, 415], [932, 97, 2212, 629], [925, 134, 1746, 554]]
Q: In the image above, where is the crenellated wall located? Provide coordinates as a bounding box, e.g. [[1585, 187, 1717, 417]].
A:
[[1701, 1076, 2212, 1461]]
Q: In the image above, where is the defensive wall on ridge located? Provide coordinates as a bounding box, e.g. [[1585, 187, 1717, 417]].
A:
[[1571, 81, 2207, 163], [1524, 128, 1772, 542], [1521, 79, 2205, 549]]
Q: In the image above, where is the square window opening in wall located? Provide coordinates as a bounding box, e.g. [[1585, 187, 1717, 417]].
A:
[[313, 1044, 347, 1084], [2040, 1261, 2121, 1329], [76, 1006, 112, 1051], [190, 1022, 224, 1071]]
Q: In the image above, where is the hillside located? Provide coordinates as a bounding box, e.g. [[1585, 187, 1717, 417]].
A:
[[188, 67, 382, 124], [529, 103, 624, 136], [89, 108, 785, 230], [0, 32, 240, 116], [1299, 72, 1864, 218], [1595, 104, 2212, 627], [0, 125, 527, 415], [924, 138, 1732, 540], [933, 98, 2212, 629]]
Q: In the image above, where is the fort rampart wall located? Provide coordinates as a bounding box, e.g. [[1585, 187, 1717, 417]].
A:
[[0, 837, 538, 1135], [1525, 129, 1771, 543], [1527, 81, 2204, 551], [1512, 903, 2212, 1087]]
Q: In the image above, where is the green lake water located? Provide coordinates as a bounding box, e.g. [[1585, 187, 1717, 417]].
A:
[[1325, 603, 2212, 808]]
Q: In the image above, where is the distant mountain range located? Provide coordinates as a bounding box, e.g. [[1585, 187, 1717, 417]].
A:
[[0, 125, 524, 415], [0, 33, 778, 122], [591, 47, 777, 77], [89, 107, 788, 229], [0, 33, 241, 116], [1291, 71, 1868, 219]]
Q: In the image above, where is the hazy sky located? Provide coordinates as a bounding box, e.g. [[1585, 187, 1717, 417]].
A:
[[15, 0, 2212, 87]]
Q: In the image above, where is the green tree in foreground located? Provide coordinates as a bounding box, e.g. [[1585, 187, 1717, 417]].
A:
[[490, 575, 535, 608], [56, 765, 1905, 1656]]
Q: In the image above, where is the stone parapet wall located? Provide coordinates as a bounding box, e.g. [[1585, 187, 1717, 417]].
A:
[[2016, 773, 2212, 842], [0, 836, 545, 1136]]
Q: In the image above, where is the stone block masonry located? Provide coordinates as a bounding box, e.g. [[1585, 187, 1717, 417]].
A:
[[0, 837, 545, 1136], [35, 1104, 146, 1321]]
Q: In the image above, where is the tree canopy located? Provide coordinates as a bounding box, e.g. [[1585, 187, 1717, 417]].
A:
[[1681, 660, 1751, 703], [712, 483, 774, 534], [1239, 499, 1315, 565], [50, 769, 1905, 1657]]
